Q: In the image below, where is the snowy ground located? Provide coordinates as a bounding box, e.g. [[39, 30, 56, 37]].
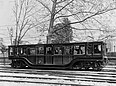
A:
[[0, 72, 116, 86], [0, 81, 116, 86], [0, 65, 116, 86]]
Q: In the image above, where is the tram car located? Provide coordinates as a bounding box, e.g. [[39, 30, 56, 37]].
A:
[[8, 41, 108, 70]]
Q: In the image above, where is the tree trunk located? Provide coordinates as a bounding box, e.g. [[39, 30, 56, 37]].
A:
[[47, 0, 57, 44]]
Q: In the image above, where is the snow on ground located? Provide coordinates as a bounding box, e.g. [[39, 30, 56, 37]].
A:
[[0, 72, 115, 86], [0, 81, 116, 86], [0, 82, 49, 86], [0, 65, 116, 86]]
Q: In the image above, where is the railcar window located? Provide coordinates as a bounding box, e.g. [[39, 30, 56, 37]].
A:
[[94, 44, 101, 54], [17, 48, 21, 55], [15, 47, 19, 55], [23, 48, 27, 55], [20, 48, 23, 54], [17, 47, 26, 55], [54, 46, 62, 55], [19, 48, 26, 55], [46, 47, 52, 55], [63, 46, 72, 55], [74, 45, 85, 55], [14, 47, 17, 55], [10, 47, 14, 56], [37, 47, 44, 54], [29, 48, 36, 55], [103, 44, 106, 55]]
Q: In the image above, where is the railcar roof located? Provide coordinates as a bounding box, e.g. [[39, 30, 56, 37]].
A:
[[8, 41, 105, 47]]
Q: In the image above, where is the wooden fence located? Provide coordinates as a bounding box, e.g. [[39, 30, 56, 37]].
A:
[[107, 52, 116, 57], [0, 57, 11, 65]]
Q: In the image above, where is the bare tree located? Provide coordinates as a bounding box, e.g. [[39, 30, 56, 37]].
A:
[[36, 0, 75, 43], [13, 0, 39, 45], [7, 27, 13, 45], [36, 0, 116, 43], [0, 38, 7, 65]]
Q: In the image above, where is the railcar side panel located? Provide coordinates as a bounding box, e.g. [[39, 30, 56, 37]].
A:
[[36, 56, 44, 64], [27, 56, 36, 64], [53, 55, 62, 65], [45, 55, 53, 64], [63, 55, 72, 64]]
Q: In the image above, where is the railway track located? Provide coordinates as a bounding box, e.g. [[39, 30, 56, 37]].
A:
[[0, 65, 116, 86]]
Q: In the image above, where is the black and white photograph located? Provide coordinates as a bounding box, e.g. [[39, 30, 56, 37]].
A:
[[0, 0, 116, 86]]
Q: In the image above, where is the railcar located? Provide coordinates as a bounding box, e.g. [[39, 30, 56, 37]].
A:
[[8, 41, 108, 70]]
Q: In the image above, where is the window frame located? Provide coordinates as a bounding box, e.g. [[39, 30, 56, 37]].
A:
[[54, 46, 62, 55], [93, 44, 102, 55], [36, 46, 44, 55], [73, 44, 85, 55], [9, 47, 14, 56], [63, 45, 73, 55], [28, 47, 36, 55], [46, 46, 53, 55]]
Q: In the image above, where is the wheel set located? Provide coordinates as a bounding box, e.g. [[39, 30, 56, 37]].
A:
[[11, 60, 26, 68], [72, 61, 103, 71]]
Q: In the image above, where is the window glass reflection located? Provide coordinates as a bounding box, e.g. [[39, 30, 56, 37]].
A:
[[74, 45, 85, 55], [54, 46, 62, 55]]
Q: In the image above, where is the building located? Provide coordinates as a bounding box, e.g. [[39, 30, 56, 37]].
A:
[[106, 38, 116, 52]]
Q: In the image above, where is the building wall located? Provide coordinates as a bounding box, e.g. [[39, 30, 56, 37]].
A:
[[106, 38, 116, 52]]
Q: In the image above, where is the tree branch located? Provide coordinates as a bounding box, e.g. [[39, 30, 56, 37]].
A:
[[55, 11, 94, 20], [55, 0, 74, 15], [57, 0, 67, 4], [36, 0, 52, 14], [70, 12, 99, 24], [69, 7, 116, 25], [71, 26, 106, 31], [19, 24, 32, 42]]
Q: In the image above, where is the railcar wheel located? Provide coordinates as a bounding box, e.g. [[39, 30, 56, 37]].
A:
[[13, 61, 23, 68], [11, 60, 27, 69], [92, 62, 102, 71], [20, 61, 26, 68], [11, 61, 16, 68], [72, 62, 82, 70], [92, 62, 97, 71], [72, 64, 78, 70], [97, 63, 103, 71], [15, 61, 20, 68], [11, 63, 15, 68], [83, 62, 90, 70], [17, 61, 26, 68], [97, 67, 102, 71], [84, 67, 90, 70]]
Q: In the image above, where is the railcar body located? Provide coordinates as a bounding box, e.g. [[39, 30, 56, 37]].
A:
[[8, 41, 108, 70]]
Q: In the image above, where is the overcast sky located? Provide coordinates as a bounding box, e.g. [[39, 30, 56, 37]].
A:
[[0, 0, 47, 45], [0, 0, 14, 26], [0, 0, 14, 45]]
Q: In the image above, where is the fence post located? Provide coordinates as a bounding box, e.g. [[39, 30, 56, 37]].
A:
[[3, 54, 5, 66]]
